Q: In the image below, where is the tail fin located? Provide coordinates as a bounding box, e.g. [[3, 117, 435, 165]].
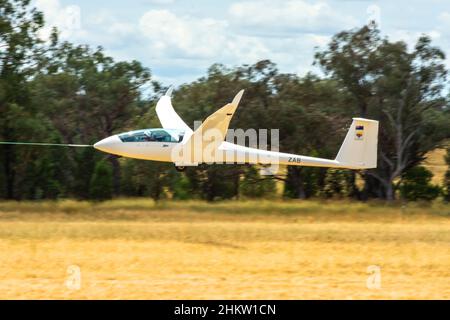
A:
[[335, 118, 379, 169]]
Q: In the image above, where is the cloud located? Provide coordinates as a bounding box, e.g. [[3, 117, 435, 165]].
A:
[[439, 12, 450, 24], [143, 0, 175, 4], [438, 12, 450, 37], [33, 1, 359, 85], [390, 29, 441, 49], [139, 10, 228, 59], [35, 0, 85, 41], [85, 10, 137, 47], [33, 1, 360, 85], [436, 12, 450, 67], [139, 9, 270, 63], [136, 7, 341, 84], [229, 0, 358, 36]]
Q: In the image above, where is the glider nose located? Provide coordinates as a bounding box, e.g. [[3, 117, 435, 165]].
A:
[[93, 135, 122, 154]]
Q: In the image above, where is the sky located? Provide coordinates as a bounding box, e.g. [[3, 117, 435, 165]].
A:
[[33, 0, 450, 86]]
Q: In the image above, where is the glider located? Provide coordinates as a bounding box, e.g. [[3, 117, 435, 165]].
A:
[[0, 87, 379, 172], [93, 87, 379, 172]]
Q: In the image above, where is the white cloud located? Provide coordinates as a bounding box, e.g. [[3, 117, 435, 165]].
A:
[[139, 10, 228, 59], [85, 10, 137, 47], [31, 1, 450, 86], [390, 29, 441, 50], [438, 12, 450, 25], [136, 7, 337, 83], [437, 12, 450, 41], [108, 22, 135, 37], [229, 0, 358, 36], [143, 0, 175, 4], [35, 0, 85, 41], [139, 9, 270, 63], [436, 12, 450, 68], [36, 1, 136, 49], [33, 1, 359, 84]]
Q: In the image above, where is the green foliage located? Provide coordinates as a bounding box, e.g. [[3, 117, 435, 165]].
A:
[[444, 147, 450, 202], [197, 165, 240, 201], [283, 166, 323, 199], [0, 2, 448, 202], [240, 166, 276, 199], [171, 174, 192, 200], [320, 169, 353, 199], [315, 23, 450, 200], [120, 159, 172, 201], [0, 0, 50, 199], [400, 166, 441, 201], [89, 160, 113, 201]]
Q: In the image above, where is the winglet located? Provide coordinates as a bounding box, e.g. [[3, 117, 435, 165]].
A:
[[156, 85, 193, 134], [231, 89, 244, 107], [165, 85, 174, 97]]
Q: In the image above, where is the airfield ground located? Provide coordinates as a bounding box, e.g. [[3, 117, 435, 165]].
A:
[[0, 199, 448, 299]]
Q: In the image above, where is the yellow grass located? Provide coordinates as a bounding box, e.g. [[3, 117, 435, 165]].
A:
[[0, 199, 449, 299], [424, 148, 447, 185]]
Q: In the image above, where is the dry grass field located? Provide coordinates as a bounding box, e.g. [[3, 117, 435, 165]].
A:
[[0, 199, 449, 299], [424, 147, 447, 185]]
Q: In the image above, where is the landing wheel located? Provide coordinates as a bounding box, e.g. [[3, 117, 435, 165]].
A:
[[175, 166, 186, 172]]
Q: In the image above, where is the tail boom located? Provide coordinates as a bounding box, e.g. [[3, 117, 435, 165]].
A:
[[171, 117, 379, 170], [214, 117, 379, 170]]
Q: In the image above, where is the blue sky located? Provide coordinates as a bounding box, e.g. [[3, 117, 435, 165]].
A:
[[34, 0, 450, 86]]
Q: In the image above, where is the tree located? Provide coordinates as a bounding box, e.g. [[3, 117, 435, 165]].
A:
[[121, 158, 173, 201], [369, 37, 449, 200], [240, 166, 276, 199], [315, 24, 450, 200], [172, 63, 252, 201], [0, 0, 54, 199], [33, 43, 152, 196], [268, 74, 348, 199], [1, 1, 448, 203], [89, 160, 113, 200], [320, 169, 355, 199], [315, 25, 381, 118], [399, 166, 440, 201], [444, 147, 450, 202], [171, 173, 192, 200]]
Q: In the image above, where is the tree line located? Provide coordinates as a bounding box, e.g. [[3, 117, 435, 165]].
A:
[[1, 0, 449, 201]]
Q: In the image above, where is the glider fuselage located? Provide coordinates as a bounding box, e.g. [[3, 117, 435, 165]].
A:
[[94, 130, 347, 169]]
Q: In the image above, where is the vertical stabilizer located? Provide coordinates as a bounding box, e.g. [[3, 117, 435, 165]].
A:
[[335, 118, 379, 169]]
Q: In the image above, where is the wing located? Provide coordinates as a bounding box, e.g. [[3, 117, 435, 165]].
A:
[[184, 89, 244, 149], [170, 90, 244, 165], [155, 86, 193, 134]]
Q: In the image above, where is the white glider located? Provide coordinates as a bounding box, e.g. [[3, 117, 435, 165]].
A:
[[93, 88, 379, 172]]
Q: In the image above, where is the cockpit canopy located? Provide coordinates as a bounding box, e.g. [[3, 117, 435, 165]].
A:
[[119, 129, 184, 143]]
